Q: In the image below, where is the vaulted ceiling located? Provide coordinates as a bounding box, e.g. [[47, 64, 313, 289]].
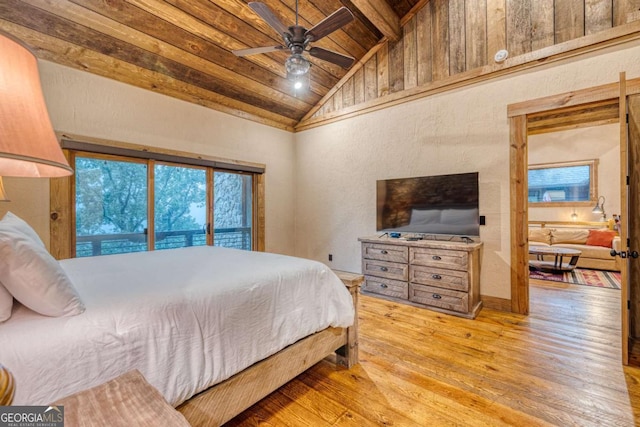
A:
[[0, 0, 422, 130]]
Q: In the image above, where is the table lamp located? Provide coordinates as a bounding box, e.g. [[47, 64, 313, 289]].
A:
[[0, 32, 73, 202]]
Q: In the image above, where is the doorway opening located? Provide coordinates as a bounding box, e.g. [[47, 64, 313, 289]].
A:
[[527, 124, 622, 288], [508, 75, 636, 364], [509, 89, 623, 310]]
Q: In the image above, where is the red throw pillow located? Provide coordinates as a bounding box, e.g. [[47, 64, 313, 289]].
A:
[[585, 229, 617, 248]]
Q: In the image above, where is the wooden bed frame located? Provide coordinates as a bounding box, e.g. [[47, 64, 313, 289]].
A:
[[176, 271, 363, 426]]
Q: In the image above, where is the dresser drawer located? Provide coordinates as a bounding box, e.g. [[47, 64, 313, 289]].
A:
[[410, 265, 469, 292], [409, 283, 468, 313], [362, 259, 408, 281], [362, 243, 408, 263], [363, 276, 408, 299], [410, 247, 468, 271]]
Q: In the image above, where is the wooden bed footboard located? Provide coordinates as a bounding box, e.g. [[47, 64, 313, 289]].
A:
[[177, 271, 362, 427]]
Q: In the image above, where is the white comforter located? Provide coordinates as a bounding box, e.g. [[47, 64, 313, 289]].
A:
[[0, 246, 354, 406]]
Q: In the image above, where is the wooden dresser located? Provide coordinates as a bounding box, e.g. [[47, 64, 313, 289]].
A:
[[359, 236, 483, 319]]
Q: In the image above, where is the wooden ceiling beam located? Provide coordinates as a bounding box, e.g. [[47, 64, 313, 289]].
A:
[[314, 0, 381, 48], [349, 0, 401, 41]]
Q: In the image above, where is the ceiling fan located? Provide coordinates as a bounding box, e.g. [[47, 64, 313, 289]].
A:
[[233, 1, 356, 83]]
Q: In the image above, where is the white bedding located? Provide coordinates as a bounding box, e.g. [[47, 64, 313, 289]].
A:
[[0, 246, 354, 406]]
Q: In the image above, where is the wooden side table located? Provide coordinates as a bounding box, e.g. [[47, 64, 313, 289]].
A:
[[54, 370, 190, 426]]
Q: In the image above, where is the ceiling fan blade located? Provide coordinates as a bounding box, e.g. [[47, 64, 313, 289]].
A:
[[308, 47, 355, 68], [232, 45, 286, 56], [248, 2, 290, 38], [304, 7, 354, 42]]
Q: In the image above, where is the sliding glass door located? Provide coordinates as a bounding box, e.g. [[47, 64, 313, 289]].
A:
[[75, 156, 148, 256], [74, 154, 256, 257], [154, 164, 207, 250]]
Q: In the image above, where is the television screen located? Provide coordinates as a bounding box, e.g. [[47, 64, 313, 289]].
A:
[[376, 172, 479, 237]]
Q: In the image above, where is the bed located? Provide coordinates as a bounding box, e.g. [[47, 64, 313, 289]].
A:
[[0, 245, 360, 426]]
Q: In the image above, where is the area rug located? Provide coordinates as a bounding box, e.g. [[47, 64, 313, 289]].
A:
[[529, 268, 621, 289]]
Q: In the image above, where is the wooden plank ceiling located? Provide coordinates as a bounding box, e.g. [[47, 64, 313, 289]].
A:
[[0, 0, 421, 130]]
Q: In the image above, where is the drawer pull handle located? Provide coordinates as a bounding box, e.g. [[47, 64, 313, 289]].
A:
[[432, 294, 442, 300], [380, 266, 388, 272], [380, 284, 388, 289], [432, 255, 442, 260], [432, 274, 442, 280], [380, 250, 388, 254]]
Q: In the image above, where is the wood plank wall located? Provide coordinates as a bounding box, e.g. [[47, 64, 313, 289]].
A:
[[308, 0, 640, 121]]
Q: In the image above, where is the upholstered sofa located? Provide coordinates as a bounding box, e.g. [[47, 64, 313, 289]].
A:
[[528, 227, 621, 271]]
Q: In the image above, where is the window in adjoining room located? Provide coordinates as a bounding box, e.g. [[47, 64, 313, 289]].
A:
[[528, 160, 598, 206]]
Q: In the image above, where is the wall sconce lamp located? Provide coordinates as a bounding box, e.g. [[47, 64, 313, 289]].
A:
[[571, 210, 578, 222], [0, 33, 73, 202], [592, 196, 606, 221]]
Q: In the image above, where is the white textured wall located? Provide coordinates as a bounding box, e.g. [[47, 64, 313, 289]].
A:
[[295, 42, 640, 299], [0, 61, 296, 255], [529, 124, 620, 223]]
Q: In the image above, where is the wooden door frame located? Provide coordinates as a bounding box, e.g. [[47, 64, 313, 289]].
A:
[[507, 77, 640, 315]]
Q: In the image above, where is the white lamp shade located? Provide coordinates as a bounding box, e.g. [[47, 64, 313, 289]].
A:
[[0, 34, 72, 177]]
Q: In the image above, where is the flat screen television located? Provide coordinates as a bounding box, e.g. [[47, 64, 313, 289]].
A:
[[376, 172, 480, 237]]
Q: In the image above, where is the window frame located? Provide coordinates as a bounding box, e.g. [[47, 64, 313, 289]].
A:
[[50, 136, 265, 259], [527, 159, 599, 207]]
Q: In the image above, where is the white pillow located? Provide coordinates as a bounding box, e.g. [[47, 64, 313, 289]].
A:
[[0, 283, 12, 322], [0, 211, 45, 247], [0, 222, 85, 317]]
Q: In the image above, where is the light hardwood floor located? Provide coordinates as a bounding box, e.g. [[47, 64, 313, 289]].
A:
[[226, 280, 640, 426]]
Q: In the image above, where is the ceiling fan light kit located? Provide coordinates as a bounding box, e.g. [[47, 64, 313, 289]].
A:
[[285, 54, 311, 76], [290, 72, 310, 92], [233, 1, 355, 92]]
